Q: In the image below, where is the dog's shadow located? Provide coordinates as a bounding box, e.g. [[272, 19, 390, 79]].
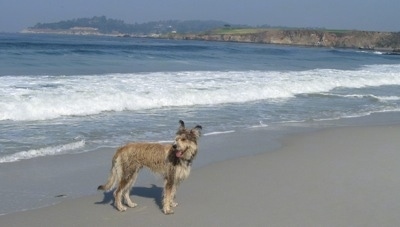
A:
[[95, 184, 163, 210]]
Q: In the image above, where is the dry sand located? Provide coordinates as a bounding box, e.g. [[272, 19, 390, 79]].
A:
[[1, 125, 400, 226]]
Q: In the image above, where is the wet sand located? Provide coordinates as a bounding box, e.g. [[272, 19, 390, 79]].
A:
[[1, 125, 399, 226]]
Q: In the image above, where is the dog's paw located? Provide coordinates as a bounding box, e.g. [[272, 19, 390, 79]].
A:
[[163, 208, 174, 215], [170, 202, 178, 207], [116, 205, 127, 212], [126, 202, 138, 208]]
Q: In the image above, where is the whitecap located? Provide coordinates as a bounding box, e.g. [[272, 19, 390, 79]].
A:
[[1, 64, 400, 122], [0, 140, 85, 163]]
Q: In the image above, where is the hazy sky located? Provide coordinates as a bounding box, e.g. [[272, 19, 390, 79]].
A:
[[1, 0, 399, 32]]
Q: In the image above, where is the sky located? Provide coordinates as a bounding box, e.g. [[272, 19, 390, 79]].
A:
[[1, 0, 399, 32]]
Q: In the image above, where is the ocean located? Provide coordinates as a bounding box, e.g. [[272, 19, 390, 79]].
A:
[[0, 33, 400, 214]]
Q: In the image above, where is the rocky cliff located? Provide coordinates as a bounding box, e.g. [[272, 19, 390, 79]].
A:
[[164, 29, 400, 52]]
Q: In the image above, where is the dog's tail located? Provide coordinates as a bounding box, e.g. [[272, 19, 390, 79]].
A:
[[97, 156, 121, 191]]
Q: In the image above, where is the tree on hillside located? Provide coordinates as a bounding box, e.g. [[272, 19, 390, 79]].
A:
[[30, 16, 234, 34]]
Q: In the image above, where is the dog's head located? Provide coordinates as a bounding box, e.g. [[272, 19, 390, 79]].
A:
[[172, 120, 202, 162]]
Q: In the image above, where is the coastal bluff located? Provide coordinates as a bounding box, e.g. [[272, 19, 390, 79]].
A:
[[163, 29, 400, 52], [21, 16, 400, 52], [23, 27, 400, 52]]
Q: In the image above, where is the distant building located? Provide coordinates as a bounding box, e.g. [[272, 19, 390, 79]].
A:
[[70, 27, 99, 31]]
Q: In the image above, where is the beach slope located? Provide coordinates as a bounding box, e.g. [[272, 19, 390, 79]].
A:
[[1, 125, 399, 226]]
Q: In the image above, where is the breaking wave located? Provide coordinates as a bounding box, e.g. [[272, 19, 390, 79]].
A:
[[1, 64, 400, 121], [0, 140, 85, 163]]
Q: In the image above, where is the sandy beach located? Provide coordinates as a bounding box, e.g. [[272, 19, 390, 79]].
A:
[[1, 124, 400, 226]]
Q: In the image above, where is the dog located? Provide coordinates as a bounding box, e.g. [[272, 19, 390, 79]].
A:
[[98, 120, 202, 214]]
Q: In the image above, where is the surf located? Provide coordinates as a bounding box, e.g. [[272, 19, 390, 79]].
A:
[[1, 64, 400, 122]]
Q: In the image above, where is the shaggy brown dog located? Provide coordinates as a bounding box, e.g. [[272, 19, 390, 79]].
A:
[[98, 120, 202, 214]]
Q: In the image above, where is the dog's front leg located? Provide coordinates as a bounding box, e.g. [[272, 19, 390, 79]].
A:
[[162, 179, 175, 214], [170, 184, 178, 207]]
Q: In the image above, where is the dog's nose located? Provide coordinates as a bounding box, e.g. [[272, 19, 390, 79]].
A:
[[172, 144, 177, 149]]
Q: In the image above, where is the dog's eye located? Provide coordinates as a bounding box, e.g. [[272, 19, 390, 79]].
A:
[[181, 138, 186, 141]]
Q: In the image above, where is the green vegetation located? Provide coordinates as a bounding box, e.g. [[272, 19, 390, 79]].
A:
[[28, 16, 357, 37], [206, 27, 364, 38], [27, 16, 400, 51], [323, 29, 351, 33], [210, 27, 354, 35], [209, 28, 269, 35], [31, 16, 240, 35]]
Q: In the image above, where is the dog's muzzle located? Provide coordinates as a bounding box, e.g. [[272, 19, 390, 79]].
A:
[[172, 143, 182, 157]]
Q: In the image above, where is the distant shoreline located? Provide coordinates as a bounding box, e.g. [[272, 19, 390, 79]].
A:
[[160, 28, 400, 53], [20, 27, 400, 53], [20, 27, 121, 37], [21, 16, 400, 52]]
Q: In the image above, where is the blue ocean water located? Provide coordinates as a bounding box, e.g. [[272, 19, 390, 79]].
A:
[[1, 33, 400, 163]]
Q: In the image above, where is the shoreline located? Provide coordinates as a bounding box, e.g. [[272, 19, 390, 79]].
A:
[[1, 112, 400, 226], [1, 112, 400, 216], [16, 30, 400, 53]]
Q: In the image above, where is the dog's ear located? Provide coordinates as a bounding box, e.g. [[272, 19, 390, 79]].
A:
[[179, 120, 185, 129], [176, 120, 186, 134], [190, 125, 202, 138]]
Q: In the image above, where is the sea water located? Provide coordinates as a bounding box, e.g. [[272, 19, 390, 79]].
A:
[[1, 33, 400, 215], [1, 33, 400, 163]]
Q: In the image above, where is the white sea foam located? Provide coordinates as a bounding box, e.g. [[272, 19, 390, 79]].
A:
[[1, 64, 400, 121], [0, 140, 85, 163], [249, 121, 269, 128], [204, 130, 235, 136], [378, 96, 400, 101], [324, 94, 400, 102], [373, 51, 384, 55], [358, 50, 384, 55]]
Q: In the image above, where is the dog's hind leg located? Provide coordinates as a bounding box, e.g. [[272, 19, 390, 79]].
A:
[[123, 167, 140, 208], [114, 178, 129, 212]]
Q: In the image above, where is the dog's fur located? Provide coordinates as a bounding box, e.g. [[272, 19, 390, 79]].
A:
[[98, 120, 202, 214]]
